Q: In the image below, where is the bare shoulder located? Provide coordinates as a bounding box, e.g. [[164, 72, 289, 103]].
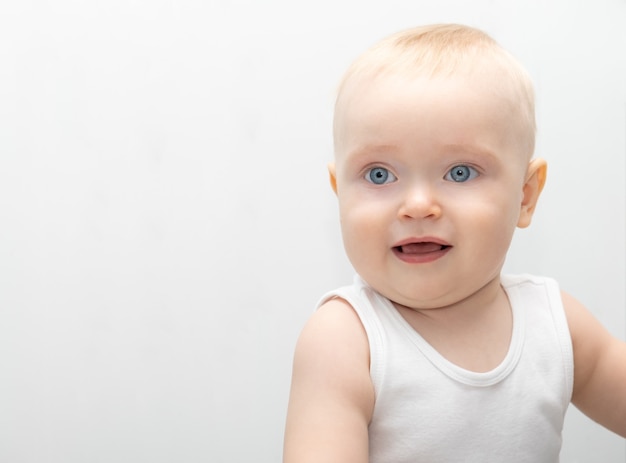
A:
[[283, 298, 375, 463], [295, 297, 372, 363], [288, 298, 374, 401], [561, 290, 626, 437]]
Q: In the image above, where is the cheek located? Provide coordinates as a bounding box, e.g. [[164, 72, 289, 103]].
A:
[[460, 192, 520, 247], [338, 197, 389, 256], [340, 201, 378, 242], [472, 179, 524, 223]]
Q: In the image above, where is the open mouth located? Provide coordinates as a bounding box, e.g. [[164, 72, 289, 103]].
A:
[[392, 240, 452, 263], [394, 242, 451, 254]]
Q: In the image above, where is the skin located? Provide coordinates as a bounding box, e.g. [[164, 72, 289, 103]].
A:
[[283, 71, 626, 463]]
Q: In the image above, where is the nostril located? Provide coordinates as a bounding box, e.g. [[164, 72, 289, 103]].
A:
[[399, 201, 442, 219]]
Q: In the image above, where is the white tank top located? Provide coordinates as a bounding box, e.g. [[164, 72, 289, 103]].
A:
[[318, 274, 574, 463]]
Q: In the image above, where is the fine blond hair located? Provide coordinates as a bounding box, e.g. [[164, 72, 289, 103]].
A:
[[334, 24, 536, 158]]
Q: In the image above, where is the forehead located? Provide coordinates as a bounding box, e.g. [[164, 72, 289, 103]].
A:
[[334, 72, 527, 163], [333, 37, 536, 161]]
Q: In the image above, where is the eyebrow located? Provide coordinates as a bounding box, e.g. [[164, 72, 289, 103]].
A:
[[345, 142, 499, 161], [443, 140, 501, 155], [343, 143, 400, 160]]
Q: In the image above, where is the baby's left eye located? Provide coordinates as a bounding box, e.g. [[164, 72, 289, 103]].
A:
[[444, 165, 479, 183]]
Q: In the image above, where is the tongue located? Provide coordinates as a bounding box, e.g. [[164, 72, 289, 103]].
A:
[[401, 243, 443, 254]]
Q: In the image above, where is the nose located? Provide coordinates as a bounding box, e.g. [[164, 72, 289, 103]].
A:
[[398, 184, 442, 220]]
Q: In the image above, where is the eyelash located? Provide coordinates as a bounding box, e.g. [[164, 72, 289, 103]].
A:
[[362, 164, 480, 185]]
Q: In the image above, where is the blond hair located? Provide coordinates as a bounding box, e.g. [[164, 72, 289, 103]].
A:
[[334, 24, 536, 157]]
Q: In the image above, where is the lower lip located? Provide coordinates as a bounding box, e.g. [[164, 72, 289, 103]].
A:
[[392, 246, 451, 264]]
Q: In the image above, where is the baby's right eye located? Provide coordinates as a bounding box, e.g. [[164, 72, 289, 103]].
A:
[[365, 167, 397, 185]]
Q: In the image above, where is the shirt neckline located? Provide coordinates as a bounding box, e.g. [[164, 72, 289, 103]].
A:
[[362, 275, 526, 387]]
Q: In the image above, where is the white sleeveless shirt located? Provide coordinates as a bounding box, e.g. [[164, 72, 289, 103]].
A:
[[318, 274, 574, 463]]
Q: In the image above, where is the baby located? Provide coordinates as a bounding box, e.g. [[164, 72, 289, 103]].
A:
[[284, 24, 626, 462]]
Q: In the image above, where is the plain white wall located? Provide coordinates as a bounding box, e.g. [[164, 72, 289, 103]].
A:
[[0, 1, 624, 462]]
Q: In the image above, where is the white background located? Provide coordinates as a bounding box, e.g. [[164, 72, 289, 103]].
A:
[[0, 1, 624, 462]]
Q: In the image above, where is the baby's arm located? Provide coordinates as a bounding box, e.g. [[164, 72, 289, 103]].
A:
[[564, 291, 626, 437], [283, 298, 375, 463]]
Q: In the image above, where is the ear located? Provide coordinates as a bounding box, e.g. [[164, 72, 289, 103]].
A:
[[328, 162, 338, 195], [517, 158, 547, 228]]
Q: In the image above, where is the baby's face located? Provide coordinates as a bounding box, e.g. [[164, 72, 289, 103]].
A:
[[331, 73, 531, 310]]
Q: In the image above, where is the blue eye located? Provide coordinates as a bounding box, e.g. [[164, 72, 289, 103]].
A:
[[445, 165, 479, 182], [366, 167, 396, 185]]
